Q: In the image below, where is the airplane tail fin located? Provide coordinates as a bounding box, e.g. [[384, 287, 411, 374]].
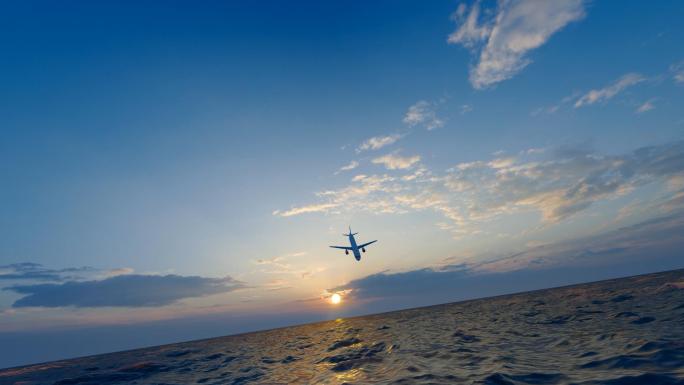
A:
[[343, 226, 359, 237]]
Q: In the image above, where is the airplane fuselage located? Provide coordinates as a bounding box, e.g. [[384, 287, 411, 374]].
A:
[[348, 233, 362, 261]]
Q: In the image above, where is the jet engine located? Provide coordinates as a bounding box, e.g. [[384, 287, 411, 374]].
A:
[[362, 248, 366, 252], [345, 250, 349, 255]]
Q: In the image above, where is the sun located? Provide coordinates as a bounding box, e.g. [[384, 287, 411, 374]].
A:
[[330, 293, 342, 305]]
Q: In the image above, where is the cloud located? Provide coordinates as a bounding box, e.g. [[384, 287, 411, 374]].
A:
[[3, 274, 245, 308], [299, 268, 325, 279], [636, 99, 656, 114], [0, 263, 137, 283], [530, 105, 559, 116], [372, 153, 421, 170], [449, 0, 585, 89], [476, 211, 684, 273], [263, 279, 292, 291], [254, 256, 288, 267], [460, 104, 473, 114], [274, 141, 684, 239], [403, 101, 444, 130], [273, 173, 408, 218], [253, 252, 305, 271], [574, 73, 645, 108], [252, 252, 318, 279], [448, 1, 490, 49], [670, 60, 684, 84], [357, 134, 403, 152], [331, 211, 684, 305], [0, 263, 94, 282], [273, 203, 339, 217], [531, 92, 581, 116], [336, 160, 359, 174]]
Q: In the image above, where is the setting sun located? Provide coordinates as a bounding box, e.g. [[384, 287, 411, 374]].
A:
[[330, 293, 342, 305]]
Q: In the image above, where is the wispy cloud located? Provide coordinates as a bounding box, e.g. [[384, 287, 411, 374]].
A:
[[636, 99, 656, 114], [449, 0, 585, 89], [531, 92, 580, 116], [530, 105, 560, 117], [273, 203, 339, 217], [403, 101, 444, 130], [574, 73, 645, 108], [460, 104, 473, 114], [448, 2, 490, 49], [336, 160, 359, 174], [357, 134, 403, 152], [670, 60, 684, 84], [372, 153, 421, 170], [3, 274, 245, 308], [274, 173, 406, 218], [252, 252, 321, 280], [253, 252, 306, 272], [254, 256, 288, 267], [263, 279, 292, 291], [275, 141, 684, 240]]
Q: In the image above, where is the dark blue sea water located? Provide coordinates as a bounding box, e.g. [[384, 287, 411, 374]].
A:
[[2, 269, 683, 384]]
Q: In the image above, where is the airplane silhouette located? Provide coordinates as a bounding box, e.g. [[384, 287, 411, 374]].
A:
[[330, 227, 377, 261]]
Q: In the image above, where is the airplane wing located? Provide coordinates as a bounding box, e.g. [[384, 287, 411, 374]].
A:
[[357, 240, 377, 249], [329, 246, 353, 250]]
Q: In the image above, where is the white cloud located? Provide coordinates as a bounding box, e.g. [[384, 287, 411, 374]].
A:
[[636, 99, 655, 114], [357, 134, 403, 152], [670, 60, 684, 84], [403, 101, 444, 130], [273, 173, 406, 218], [448, 1, 490, 49], [574, 73, 645, 108], [449, 0, 585, 89], [336, 160, 359, 173], [460, 104, 473, 114], [488, 157, 516, 169], [272, 203, 339, 217], [372, 153, 421, 170], [275, 141, 684, 241]]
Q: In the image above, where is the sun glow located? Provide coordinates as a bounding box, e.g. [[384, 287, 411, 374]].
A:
[[330, 293, 342, 305]]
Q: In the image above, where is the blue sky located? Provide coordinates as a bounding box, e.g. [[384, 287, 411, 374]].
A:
[[1, 0, 684, 367]]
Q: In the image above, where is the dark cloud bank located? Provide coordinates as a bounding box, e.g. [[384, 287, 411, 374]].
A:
[[0, 262, 94, 282], [331, 211, 684, 310], [3, 274, 244, 308]]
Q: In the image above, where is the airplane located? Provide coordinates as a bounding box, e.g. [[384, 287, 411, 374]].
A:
[[330, 226, 377, 261]]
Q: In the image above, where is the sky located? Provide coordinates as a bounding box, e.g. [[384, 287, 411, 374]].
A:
[[1, 0, 684, 368]]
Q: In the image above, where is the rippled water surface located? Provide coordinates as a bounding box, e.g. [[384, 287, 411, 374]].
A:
[[2, 270, 684, 385]]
